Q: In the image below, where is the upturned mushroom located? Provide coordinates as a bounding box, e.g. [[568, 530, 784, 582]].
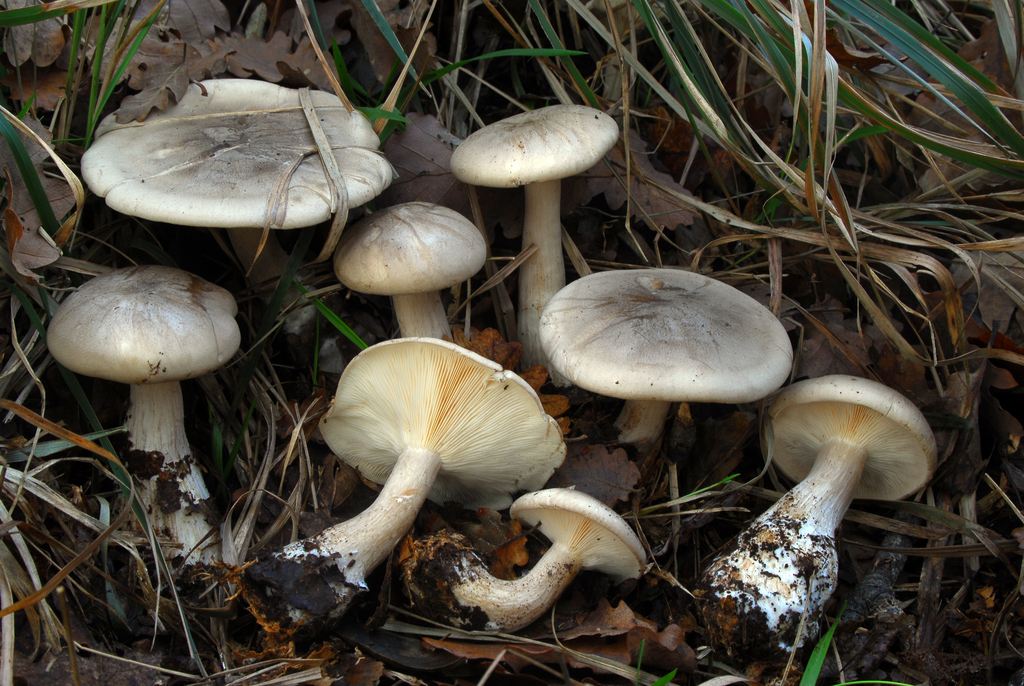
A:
[[400, 488, 646, 632], [81, 79, 394, 290], [239, 337, 565, 641], [46, 265, 240, 567], [697, 375, 937, 663], [449, 105, 619, 371], [333, 202, 487, 338], [540, 268, 792, 452]]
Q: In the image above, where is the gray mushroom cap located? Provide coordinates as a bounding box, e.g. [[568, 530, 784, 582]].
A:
[[449, 104, 619, 187], [333, 202, 487, 295], [540, 268, 793, 403], [47, 265, 240, 385], [82, 79, 394, 229]]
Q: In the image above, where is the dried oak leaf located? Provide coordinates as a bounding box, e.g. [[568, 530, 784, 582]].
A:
[[545, 443, 640, 506], [166, 0, 231, 45], [277, 37, 337, 91], [3, 0, 67, 68], [450, 326, 522, 371], [115, 60, 192, 123], [220, 31, 294, 83], [1, 64, 67, 110]]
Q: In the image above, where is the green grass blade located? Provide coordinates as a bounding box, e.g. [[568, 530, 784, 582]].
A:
[[293, 281, 368, 350], [0, 109, 60, 234]]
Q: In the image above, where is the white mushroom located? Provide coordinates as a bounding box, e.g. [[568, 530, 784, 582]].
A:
[[46, 265, 240, 568], [698, 375, 937, 662], [333, 202, 487, 338], [449, 105, 619, 372], [401, 488, 645, 632], [82, 79, 395, 290], [540, 268, 793, 451], [240, 337, 565, 641]]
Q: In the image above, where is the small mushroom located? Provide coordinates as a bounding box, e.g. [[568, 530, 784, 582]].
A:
[[697, 375, 937, 663], [46, 265, 240, 567], [540, 268, 793, 452], [400, 488, 645, 632], [82, 79, 395, 290], [449, 105, 619, 372], [239, 337, 565, 641], [333, 202, 487, 338]]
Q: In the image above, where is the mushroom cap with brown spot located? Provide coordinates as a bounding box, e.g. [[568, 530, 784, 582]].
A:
[[539, 268, 793, 403], [47, 265, 241, 385], [82, 79, 394, 229], [510, 488, 646, 583], [319, 338, 566, 509], [333, 202, 487, 295], [449, 104, 619, 188], [764, 375, 937, 501]]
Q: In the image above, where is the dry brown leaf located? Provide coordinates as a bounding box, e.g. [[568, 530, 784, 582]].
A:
[[1, 65, 67, 110], [167, 0, 231, 45], [0, 116, 75, 235], [545, 443, 640, 506], [115, 59, 192, 123], [450, 327, 522, 370], [626, 624, 697, 674], [3, 0, 67, 68], [422, 634, 634, 674], [277, 37, 337, 91], [219, 31, 294, 83]]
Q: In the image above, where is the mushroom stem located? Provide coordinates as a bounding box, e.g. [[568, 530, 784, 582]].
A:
[[392, 291, 452, 339], [520, 180, 565, 376], [241, 446, 441, 636], [450, 543, 583, 632], [699, 437, 868, 659], [125, 381, 216, 566], [613, 399, 673, 450]]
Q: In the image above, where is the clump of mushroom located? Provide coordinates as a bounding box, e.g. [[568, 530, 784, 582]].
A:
[[400, 488, 646, 632], [333, 202, 487, 338], [540, 268, 792, 453], [47, 265, 240, 568], [450, 105, 619, 372], [239, 337, 565, 641], [697, 375, 937, 663]]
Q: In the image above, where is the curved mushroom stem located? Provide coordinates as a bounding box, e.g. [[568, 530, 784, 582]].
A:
[[613, 399, 673, 451], [125, 381, 217, 568], [392, 292, 451, 339], [240, 446, 441, 641], [520, 180, 566, 380], [698, 437, 868, 661]]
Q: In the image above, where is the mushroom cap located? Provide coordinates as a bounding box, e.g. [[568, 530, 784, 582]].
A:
[[449, 104, 619, 188], [319, 338, 566, 509], [539, 269, 793, 403], [765, 375, 937, 501], [510, 488, 646, 583], [82, 79, 394, 229], [333, 202, 487, 295], [47, 265, 240, 385]]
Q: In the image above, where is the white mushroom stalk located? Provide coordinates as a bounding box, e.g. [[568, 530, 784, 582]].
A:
[[449, 105, 619, 372], [239, 338, 565, 642], [400, 488, 645, 632], [697, 375, 937, 663], [46, 266, 241, 570]]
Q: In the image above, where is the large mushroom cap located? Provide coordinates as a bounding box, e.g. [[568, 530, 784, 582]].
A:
[[765, 375, 937, 501], [449, 104, 619, 188], [333, 202, 487, 295], [511, 488, 646, 582], [82, 79, 394, 229], [47, 265, 240, 385], [539, 268, 793, 403], [320, 338, 566, 509]]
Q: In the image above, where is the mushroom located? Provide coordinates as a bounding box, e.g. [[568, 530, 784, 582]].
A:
[[46, 265, 240, 567], [449, 105, 619, 371], [81, 79, 395, 291], [540, 268, 793, 452], [333, 202, 487, 338], [239, 337, 565, 641], [400, 488, 646, 632], [697, 375, 937, 663]]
